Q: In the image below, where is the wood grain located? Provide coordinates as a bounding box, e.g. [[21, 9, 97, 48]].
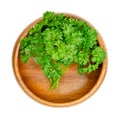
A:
[[12, 13, 108, 107]]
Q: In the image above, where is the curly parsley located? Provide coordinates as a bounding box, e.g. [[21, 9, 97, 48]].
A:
[[20, 11, 106, 90]]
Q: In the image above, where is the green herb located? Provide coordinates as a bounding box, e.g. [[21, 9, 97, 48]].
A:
[[20, 11, 106, 90]]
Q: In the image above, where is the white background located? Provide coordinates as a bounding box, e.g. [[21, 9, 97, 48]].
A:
[[0, 0, 120, 119]]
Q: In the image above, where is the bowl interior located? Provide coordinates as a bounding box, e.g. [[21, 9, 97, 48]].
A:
[[18, 56, 102, 103], [13, 13, 107, 107]]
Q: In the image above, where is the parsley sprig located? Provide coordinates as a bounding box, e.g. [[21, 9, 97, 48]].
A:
[[20, 11, 106, 90]]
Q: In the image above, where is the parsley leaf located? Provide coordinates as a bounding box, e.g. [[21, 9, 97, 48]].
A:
[[20, 11, 106, 90]]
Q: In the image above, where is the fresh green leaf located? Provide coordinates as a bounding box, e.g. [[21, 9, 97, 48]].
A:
[[20, 11, 106, 90]]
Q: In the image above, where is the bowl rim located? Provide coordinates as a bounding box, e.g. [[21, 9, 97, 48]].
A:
[[12, 12, 108, 107]]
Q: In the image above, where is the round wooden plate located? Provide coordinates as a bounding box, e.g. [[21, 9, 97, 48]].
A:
[[12, 13, 108, 107]]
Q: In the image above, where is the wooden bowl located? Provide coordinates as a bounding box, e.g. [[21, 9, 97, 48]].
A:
[[12, 13, 108, 107]]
